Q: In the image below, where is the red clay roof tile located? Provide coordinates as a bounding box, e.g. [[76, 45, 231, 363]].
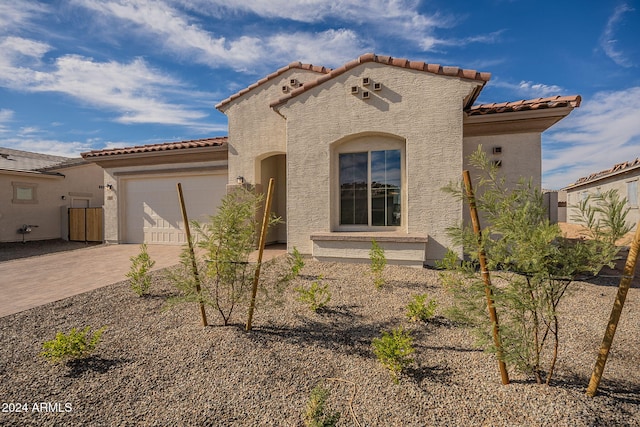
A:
[[467, 95, 582, 116], [269, 53, 491, 109], [81, 137, 227, 159], [215, 61, 332, 110]]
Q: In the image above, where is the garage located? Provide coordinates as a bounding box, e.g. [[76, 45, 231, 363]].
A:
[[123, 173, 227, 244], [81, 137, 229, 245]]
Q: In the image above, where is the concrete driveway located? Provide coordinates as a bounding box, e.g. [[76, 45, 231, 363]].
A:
[[0, 244, 287, 318], [0, 244, 182, 318]]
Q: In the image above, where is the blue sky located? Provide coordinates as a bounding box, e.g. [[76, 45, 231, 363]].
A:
[[0, 0, 638, 189]]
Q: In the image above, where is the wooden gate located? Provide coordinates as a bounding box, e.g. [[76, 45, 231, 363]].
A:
[[69, 207, 103, 242]]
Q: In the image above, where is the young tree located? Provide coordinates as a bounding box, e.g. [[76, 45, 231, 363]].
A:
[[167, 186, 299, 326], [440, 147, 631, 385]]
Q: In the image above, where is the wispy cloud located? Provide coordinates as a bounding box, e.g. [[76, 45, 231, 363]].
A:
[[74, 0, 497, 69], [599, 4, 635, 67], [73, 0, 370, 70], [266, 29, 369, 67], [542, 87, 640, 188], [0, 36, 218, 128], [0, 136, 95, 158], [0, 2, 49, 34], [0, 109, 14, 134], [490, 77, 565, 99]]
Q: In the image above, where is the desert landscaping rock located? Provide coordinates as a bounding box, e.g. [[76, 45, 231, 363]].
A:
[[0, 260, 638, 426]]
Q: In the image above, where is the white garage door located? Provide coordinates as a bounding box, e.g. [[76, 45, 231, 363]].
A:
[[124, 174, 227, 244]]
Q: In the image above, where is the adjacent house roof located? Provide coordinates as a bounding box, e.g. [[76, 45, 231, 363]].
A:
[[81, 137, 227, 159], [467, 95, 582, 116], [565, 157, 640, 190], [0, 147, 74, 175]]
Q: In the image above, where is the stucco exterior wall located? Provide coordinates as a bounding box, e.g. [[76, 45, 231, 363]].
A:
[[0, 163, 103, 242], [463, 133, 541, 188], [459, 133, 543, 235], [565, 169, 640, 230], [221, 69, 325, 187], [277, 63, 481, 263]]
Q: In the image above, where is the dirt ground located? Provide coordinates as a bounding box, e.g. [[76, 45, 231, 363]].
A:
[[558, 223, 640, 288]]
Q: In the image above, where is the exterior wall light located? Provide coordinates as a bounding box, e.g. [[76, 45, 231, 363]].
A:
[[236, 176, 245, 185]]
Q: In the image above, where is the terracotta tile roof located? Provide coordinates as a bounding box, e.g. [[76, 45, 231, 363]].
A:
[[467, 95, 582, 116], [81, 137, 227, 159], [569, 157, 640, 187], [215, 62, 331, 110], [270, 53, 492, 109]]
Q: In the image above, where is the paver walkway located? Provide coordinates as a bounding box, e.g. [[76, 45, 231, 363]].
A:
[[0, 243, 286, 318]]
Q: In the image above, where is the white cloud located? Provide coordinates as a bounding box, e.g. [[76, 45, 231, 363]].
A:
[[180, 0, 446, 26], [75, 0, 264, 69], [0, 136, 95, 158], [0, 43, 216, 127], [266, 29, 369, 67], [542, 87, 640, 189], [0, 2, 49, 35], [490, 77, 565, 99], [0, 109, 14, 135], [74, 0, 494, 71], [599, 4, 634, 68]]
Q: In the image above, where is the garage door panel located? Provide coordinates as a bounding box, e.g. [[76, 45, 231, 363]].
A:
[[124, 174, 226, 245]]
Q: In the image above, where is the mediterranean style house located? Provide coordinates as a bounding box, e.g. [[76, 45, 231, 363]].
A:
[[83, 53, 581, 266], [563, 157, 640, 230]]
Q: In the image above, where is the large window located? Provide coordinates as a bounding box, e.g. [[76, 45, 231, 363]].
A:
[[339, 149, 401, 226]]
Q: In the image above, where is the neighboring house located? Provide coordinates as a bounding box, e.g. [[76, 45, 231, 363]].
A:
[[81, 138, 228, 245], [563, 158, 640, 230], [82, 53, 580, 266], [0, 147, 103, 242]]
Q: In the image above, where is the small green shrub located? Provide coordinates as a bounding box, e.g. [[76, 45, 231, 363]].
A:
[[290, 246, 305, 277], [406, 294, 438, 322], [41, 326, 106, 364], [295, 276, 331, 312], [127, 243, 156, 296], [304, 383, 340, 427], [372, 327, 415, 383], [369, 239, 387, 288]]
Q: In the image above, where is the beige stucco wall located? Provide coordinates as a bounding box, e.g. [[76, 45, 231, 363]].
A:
[[565, 169, 639, 230], [276, 63, 482, 263], [220, 69, 325, 187], [463, 133, 541, 188], [101, 160, 227, 244], [461, 133, 542, 228], [0, 163, 103, 242]]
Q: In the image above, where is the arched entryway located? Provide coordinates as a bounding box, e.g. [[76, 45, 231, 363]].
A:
[[259, 154, 287, 244]]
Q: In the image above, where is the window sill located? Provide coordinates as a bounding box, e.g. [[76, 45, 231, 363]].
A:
[[310, 231, 427, 243]]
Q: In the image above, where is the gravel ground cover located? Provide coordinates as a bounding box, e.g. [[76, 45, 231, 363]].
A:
[[0, 260, 639, 426]]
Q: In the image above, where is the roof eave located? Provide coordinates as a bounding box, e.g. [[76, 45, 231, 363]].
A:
[[83, 144, 228, 168], [464, 106, 576, 137], [0, 168, 65, 178]]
